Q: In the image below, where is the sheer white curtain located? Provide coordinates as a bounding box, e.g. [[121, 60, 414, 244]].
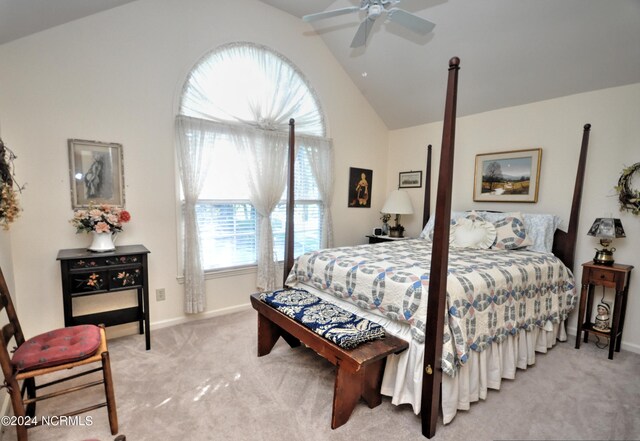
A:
[[234, 129, 290, 290], [175, 115, 217, 313], [181, 43, 325, 137], [302, 136, 335, 249], [177, 42, 333, 301]]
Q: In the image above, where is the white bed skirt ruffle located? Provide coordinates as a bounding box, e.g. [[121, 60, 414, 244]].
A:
[[296, 283, 567, 425]]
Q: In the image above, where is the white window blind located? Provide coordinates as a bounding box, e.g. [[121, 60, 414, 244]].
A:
[[193, 141, 322, 270]]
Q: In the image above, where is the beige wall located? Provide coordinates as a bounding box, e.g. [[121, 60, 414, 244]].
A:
[[0, 0, 389, 337], [387, 83, 640, 353]]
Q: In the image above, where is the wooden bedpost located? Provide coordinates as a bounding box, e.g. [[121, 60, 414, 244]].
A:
[[421, 57, 460, 439], [422, 145, 432, 228], [283, 118, 296, 288], [551, 123, 591, 272]]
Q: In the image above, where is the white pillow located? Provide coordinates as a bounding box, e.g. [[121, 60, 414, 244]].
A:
[[522, 213, 561, 253], [449, 218, 497, 249]]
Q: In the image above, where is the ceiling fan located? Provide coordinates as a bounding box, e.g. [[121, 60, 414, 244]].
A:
[[303, 0, 435, 48]]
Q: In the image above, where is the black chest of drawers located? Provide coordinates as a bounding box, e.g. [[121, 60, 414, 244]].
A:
[[57, 244, 151, 350]]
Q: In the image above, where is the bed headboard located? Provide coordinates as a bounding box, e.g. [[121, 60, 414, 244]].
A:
[[419, 124, 591, 272]]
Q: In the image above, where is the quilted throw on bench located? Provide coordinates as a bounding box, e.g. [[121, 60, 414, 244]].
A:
[[260, 288, 385, 349]]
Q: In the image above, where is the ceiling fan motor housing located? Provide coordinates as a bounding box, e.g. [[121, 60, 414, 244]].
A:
[[368, 4, 383, 19]]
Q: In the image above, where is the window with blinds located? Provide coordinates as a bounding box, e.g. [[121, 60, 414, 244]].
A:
[[178, 43, 326, 272], [195, 141, 321, 270]]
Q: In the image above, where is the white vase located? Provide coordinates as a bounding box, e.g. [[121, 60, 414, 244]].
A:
[[88, 231, 116, 252]]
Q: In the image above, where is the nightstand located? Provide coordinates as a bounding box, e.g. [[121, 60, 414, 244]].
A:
[[366, 235, 410, 244], [575, 261, 633, 359]]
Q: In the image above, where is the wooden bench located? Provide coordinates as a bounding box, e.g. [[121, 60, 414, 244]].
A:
[[250, 293, 409, 429]]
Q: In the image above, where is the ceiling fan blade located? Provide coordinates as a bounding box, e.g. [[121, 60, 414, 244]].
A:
[[387, 8, 435, 34], [303, 7, 360, 22], [351, 18, 375, 48]]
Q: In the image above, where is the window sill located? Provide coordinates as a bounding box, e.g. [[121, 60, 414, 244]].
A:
[[176, 265, 258, 284]]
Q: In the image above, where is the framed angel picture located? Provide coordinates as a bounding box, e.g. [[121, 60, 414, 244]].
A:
[[348, 167, 372, 208]]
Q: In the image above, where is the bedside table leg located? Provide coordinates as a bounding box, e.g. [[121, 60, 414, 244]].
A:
[[609, 290, 624, 359], [583, 284, 595, 344], [615, 280, 631, 353]]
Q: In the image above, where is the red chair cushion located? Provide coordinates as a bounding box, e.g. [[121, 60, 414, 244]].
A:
[[12, 324, 102, 372]]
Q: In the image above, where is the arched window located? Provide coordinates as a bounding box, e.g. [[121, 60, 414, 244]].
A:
[[176, 43, 334, 313]]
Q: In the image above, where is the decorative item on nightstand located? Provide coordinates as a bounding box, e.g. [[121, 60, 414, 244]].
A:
[[593, 300, 611, 333], [381, 189, 413, 238], [587, 217, 626, 265], [380, 213, 391, 235]]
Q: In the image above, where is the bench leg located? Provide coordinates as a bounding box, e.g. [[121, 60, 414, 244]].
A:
[[361, 359, 384, 408], [257, 312, 300, 356], [331, 364, 364, 429], [332, 359, 386, 429]]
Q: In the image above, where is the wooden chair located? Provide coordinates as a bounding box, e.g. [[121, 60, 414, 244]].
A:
[[0, 267, 118, 440]]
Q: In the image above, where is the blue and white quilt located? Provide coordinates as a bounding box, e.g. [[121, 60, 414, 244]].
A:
[[285, 239, 576, 377]]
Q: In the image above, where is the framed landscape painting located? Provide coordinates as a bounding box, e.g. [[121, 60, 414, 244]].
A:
[[473, 148, 542, 203], [399, 171, 422, 188]]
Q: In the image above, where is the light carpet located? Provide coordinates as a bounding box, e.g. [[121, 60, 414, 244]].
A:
[[2, 309, 639, 441]]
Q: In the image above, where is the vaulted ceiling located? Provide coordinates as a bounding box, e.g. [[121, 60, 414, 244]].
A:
[[260, 0, 640, 129], [0, 0, 138, 46], [1, 0, 639, 130]]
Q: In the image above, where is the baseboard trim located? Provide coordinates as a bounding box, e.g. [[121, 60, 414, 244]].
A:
[[150, 303, 252, 331]]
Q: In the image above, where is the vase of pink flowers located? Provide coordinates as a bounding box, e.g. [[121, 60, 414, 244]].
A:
[[70, 203, 131, 252]]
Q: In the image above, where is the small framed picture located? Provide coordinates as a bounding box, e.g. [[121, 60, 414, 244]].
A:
[[399, 171, 422, 188], [68, 139, 125, 208], [348, 167, 372, 208], [473, 148, 542, 203]]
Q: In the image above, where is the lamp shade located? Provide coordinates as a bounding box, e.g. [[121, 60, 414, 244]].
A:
[[381, 190, 414, 215], [587, 218, 626, 239]]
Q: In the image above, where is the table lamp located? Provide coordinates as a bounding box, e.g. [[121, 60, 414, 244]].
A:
[[381, 190, 414, 237], [587, 217, 625, 265]]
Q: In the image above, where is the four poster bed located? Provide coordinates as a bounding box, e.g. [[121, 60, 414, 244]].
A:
[[273, 57, 590, 438]]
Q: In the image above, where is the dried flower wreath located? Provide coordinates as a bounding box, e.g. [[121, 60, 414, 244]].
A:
[[615, 162, 640, 216], [0, 138, 24, 230]]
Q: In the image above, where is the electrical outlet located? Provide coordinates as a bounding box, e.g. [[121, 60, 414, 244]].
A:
[[156, 288, 166, 301]]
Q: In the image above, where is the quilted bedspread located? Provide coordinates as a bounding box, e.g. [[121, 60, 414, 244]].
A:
[[285, 239, 577, 377]]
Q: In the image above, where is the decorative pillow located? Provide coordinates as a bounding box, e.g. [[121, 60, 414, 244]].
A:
[[449, 217, 497, 249], [464, 210, 484, 222], [480, 211, 559, 253], [491, 212, 533, 250], [419, 211, 467, 240]]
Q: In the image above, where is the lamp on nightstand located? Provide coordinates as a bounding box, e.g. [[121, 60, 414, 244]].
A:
[[587, 217, 626, 265], [381, 190, 414, 237]]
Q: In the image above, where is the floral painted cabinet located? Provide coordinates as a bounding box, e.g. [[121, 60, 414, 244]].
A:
[[57, 244, 151, 350]]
